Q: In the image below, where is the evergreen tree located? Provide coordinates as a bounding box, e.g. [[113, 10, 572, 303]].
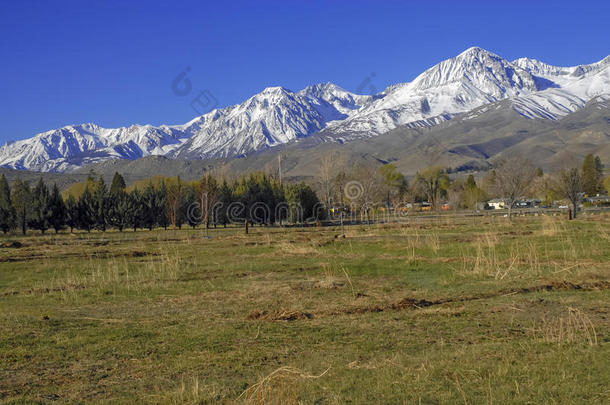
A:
[[216, 180, 233, 227], [29, 178, 51, 234], [11, 179, 30, 235], [109, 191, 129, 231], [271, 178, 286, 225], [48, 184, 66, 233], [582, 154, 604, 195], [128, 189, 145, 232], [65, 195, 78, 233], [285, 182, 321, 223], [141, 182, 158, 230], [77, 187, 95, 232], [92, 176, 109, 231], [256, 174, 275, 225], [234, 175, 260, 223], [0, 175, 16, 234], [464, 175, 486, 210], [110, 172, 127, 195], [108, 172, 129, 231], [157, 181, 170, 230], [182, 184, 198, 229], [466, 174, 476, 189], [233, 173, 281, 225]]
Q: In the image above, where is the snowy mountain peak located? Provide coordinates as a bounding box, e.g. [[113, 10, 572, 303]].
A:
[[411, 47, 537, 96], [514, 54, 610, 82], [458, 46, 500, 59], [259, 86, 291, 95], [247, 86, 295, 104]]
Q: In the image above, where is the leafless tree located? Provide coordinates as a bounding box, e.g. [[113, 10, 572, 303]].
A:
[[415, 166, 449, 211], [447, 179, 465, 211], [199, 173, 218, 228], [317, 151, 344, 217], [492, 157, 537, 219], [558, 167, 582, 219], [379, 163, 408, 208], [350, 164, 383, 223], [165, 177, 182, 227]]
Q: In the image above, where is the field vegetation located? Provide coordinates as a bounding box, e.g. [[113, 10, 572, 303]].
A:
[[1, 214, 608, 403]]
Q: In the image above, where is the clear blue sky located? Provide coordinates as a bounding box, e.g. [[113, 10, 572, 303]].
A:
[[1, 0, 608, 144]]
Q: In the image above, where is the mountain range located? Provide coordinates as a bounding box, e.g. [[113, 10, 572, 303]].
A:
[[0, 47, 608, 175]]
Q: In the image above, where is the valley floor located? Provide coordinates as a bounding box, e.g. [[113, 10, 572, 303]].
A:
[[0, 214, 609, 403]]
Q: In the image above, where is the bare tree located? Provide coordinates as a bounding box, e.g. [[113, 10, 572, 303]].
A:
[[165, 177, 182, 228], [317, 151, 344, 217], [447, 178, 466, 211], [492, 157, 536, 219], [199, 173, 219, 228], [558, 168, 582, 220], [379, 163, 408, 208], [350, 164, 383, 224], [415, 166, 449, 211]]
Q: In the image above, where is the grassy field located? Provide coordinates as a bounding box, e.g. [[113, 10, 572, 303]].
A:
[[1, 214, 609, 404]]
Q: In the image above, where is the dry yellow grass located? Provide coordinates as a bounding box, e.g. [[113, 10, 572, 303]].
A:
[[529, 307, 598, 346], [238, 366, 330, 405]]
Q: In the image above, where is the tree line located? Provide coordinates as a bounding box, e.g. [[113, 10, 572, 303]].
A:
[[0, 172, 321, 235], [312, 152, 608, 220], [0, 153, 607, 235]]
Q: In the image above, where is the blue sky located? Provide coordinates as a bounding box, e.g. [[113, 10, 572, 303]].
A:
[[1, 0, 608, 143]]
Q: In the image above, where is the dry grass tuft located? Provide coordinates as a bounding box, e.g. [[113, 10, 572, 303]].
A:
[[540, 215, 561, 236], [238, 366, 330, 404], [274, 241, 320, 257], [596, 223, 610, 243], [165, 376, 225, 404], [399, 229, 442, 264], [530, 307, 598, 346], [458, 232, 546, 280], [318, 263, 355, 296]]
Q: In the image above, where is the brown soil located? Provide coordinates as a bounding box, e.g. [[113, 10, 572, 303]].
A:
[[247, 280, 610, 321], [246, 310, 314, 321]]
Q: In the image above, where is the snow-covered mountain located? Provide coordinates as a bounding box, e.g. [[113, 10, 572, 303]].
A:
[[1, 47, 608, 172], [510, 55, 610, 120], [320, 47, 609, 139], [0, 83, 371, 171], [170, 84, 372, 160], [0, 123, 191, 172]]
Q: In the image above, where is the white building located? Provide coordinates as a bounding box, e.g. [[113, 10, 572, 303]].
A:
[[487, 199, 506, 210]]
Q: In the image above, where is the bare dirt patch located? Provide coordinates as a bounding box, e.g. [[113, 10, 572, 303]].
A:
[[246, 310, 314, 321], [0, 240, 23, 248], [340, 280, 610, 316], [280, 280, 610, 319]]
